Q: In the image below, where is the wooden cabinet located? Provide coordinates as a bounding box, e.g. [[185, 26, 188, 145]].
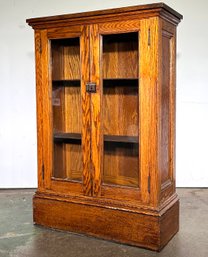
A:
[[27, 3, 182, 251]]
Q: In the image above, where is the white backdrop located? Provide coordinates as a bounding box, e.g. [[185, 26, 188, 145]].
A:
[[0, 0, 207, 188]]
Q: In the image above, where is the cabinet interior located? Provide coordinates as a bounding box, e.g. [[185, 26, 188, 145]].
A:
[[102, 32, 139, 188], [102, 32, 138, 79], [51, 38, 82, 180], [51, 38, 80, 80]]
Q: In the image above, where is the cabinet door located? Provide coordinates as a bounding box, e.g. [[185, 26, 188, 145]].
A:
[[39, 26, 91, 195], [91, 21, 142, 202]]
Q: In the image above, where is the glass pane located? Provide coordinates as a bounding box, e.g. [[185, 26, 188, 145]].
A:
[[102, 32, 139, 188], [51, 38, 82, 181], [103, 32, 138, 79], [53, 140, 82, 181], [52, 81, 81, 133]]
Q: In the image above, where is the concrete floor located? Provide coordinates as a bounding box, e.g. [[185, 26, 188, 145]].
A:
[[0, 189, 207, 257]]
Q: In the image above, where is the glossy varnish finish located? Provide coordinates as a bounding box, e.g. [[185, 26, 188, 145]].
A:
[[27, 3, 182, 251]]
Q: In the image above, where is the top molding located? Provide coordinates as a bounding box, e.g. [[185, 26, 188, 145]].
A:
[[26, 2, 183, 29]]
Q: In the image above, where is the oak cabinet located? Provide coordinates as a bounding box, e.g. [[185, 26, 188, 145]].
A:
[[27, 3, 182, 251]]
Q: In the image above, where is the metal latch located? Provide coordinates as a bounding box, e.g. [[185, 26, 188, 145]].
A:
[[86, 82, 96, 93]]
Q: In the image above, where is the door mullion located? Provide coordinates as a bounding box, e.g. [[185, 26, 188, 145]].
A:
[[90, 24, 102, 196], [81, 25, 92, 196]]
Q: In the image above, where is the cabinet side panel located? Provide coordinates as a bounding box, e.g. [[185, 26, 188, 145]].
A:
[[35, 30, 44, 190], [159, 20, 176, 203], [41, 30, 53, 190], [139, 18, 160, 205]]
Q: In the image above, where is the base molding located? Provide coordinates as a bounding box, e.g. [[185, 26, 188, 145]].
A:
[[33, 194, 179, 251]]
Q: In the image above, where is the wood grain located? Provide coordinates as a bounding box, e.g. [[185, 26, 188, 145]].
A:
[[41, 29, 52, 190], [26, 3, 182, 29], [33, 194, 179, 251], [103, 80, 138, 136], [159, 19, 177, 203], [52, 81, 81, 133], [139, 18, 161, 205], [35, 30, 44, 190], [161, 31, 171, 186], [52, 141, 82, 181], [103, 33, 138, 79], [65, 142, 82, 180], [99, 20, 140, 34], [64, 86, 81, 133], [81, 26, 92, 196], [48, 27, 85, 194], [52, 86, 65, 132], [51, 38, 80, 80], [90, 24, 102, 196], [103, 142, 139, 187], [53, 143, 66, 178], [64, 38, 80, 80]]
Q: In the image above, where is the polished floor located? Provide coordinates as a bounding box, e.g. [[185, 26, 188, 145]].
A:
[[0, 189, 207, 257]]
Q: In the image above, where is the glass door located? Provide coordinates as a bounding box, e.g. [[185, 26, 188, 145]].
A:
[[51, 37, 82, 181], [45, 26, 91, 195], [99, 26, 141, 201]]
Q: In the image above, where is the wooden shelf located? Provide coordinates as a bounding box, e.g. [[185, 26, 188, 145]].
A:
[[54, 132, 81, 141], [52, 80, 80, 87], [103, 79, 138, 86], [103, 78, 138, 81], [104, 135, 138, 143], [54, 133, 138, 143]]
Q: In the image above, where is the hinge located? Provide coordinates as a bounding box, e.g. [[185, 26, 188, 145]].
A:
[[148, 28, 151, 46], [39, 37, 42, 54], [148, 175, 150, 193], [42, 164, 45, 180]]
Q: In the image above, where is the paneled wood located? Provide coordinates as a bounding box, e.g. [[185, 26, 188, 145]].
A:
[[139, 17, 160, 205], [103, 33, 138, 79], [159, 19, 177, 203], [161, 31, 171, 186]]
